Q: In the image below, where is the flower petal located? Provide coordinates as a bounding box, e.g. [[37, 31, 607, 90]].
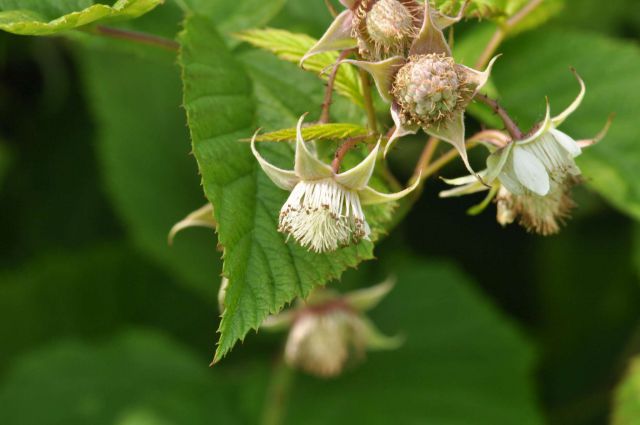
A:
[[460, 55, 500, 94], [517, 99, 552, 145], [409, 0, 451, 56], [294, 115, 334, 180], [552, 69, 586, 128], [550, 128, 581, 157], [343, 56, 405, 103], [485, 142, 514, 184], [512, 147, 550, 196], [385, 104, 419, 156], [425, 111, 475, 175], [300, 10, 357, 67], [335, 139, 380, 190], [251, 131, 299, 190], [359, 176, 420, 206]]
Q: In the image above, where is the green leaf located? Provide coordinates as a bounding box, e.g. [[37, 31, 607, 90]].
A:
[[179, 16, 384, 362], [235, 28, 365, 108], [177, 0, 287, 35], [286, 257, 544, 424], [613, 356, 640, 425], [0, 330, 243, 425], [493, 29, 640, 220], [0, 0, 162, 35], [253, 123, 368, 143], [76, 41, 221, 299]]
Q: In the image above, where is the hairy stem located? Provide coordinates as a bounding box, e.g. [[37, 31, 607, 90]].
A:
[[360, 69, 379, 133], [474, 93, 523, 140], [92, 25, 180, 52], [474, 0, 544, 69], [320, 50, 353, 124], [261, 357, 295, 425], [412, 136, 440, 184]]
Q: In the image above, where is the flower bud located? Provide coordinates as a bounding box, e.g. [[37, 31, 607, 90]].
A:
[[392, 53, 471, 129], [285, 308, 367, 378], [353, 0, 420, 60]]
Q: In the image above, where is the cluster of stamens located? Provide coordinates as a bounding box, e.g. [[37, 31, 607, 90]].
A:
[[278, 179, 370, 253], [353, 0, 420, 60], [392, 53, 471, 128], [496, 178, 579, 236]]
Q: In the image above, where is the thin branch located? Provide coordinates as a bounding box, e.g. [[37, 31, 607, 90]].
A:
[[474, 93, 523, 140], [324, 0, 339, 17], [359, 69, 378, 133], [92, 25, 179, 52], [320, 50, 353, 124], [332, 135, 370, 173], [260, 356, 295, 425], [412, 136, 440, 183], [474, 0, 544, 69]]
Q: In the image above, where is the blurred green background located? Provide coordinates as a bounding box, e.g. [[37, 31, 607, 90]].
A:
[[1, 0, 639, 424]]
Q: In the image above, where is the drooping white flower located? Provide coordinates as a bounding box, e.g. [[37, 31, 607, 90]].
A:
[[251, 115, 419, 253], [262, 278, 400, 378], [340, 1, 498, 173], [440, 72, 608, 235], [301, 0, 467, 63]]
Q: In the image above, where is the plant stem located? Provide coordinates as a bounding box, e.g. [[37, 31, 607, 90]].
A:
[[412, 136, 440, 184], [474, 93, 523, 140], [474, 0, 544, 69], [360, 69, 378, 133], [320, 50, 353, 124], [332, 135, 371, 173], [92, 25, 179, 52], [261, 357, 295, 425], [324, 0, 338, 17]]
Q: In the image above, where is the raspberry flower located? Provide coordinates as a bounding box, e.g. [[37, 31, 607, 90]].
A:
[[342, 1, 498, 172], [262, 278, 401, 378], [440, 72, 605, 235], [301, 0, 466, 63], [251, 115, 419, 253]]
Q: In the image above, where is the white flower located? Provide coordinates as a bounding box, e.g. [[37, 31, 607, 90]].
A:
[[440, 71, 608, 235], [262, 278, 401, 378], [251, 115, 419, 253]]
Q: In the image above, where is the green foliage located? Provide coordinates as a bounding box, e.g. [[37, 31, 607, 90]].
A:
[[493, 29, 640, 220], [287, 257, 543, 424], [177, 0, 286, 35], [0, 0, 161, 35], [179, 15, 386, 362], [0, 331, 241, 425], [253, 123, 368, 143], [613, 356, 640, 425], [235, 28, 365, 108], [77, 43, 221, 299]]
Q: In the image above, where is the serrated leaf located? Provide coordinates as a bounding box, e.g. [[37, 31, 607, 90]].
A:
[[177, 0, 286, 35], [0, 0, 162, 35], [613, 356, 640, 425], [235, 28, 365, 108], [493, 29, 640, 220], [253, 123, 368, 143], [179, 15, 385, 362]]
